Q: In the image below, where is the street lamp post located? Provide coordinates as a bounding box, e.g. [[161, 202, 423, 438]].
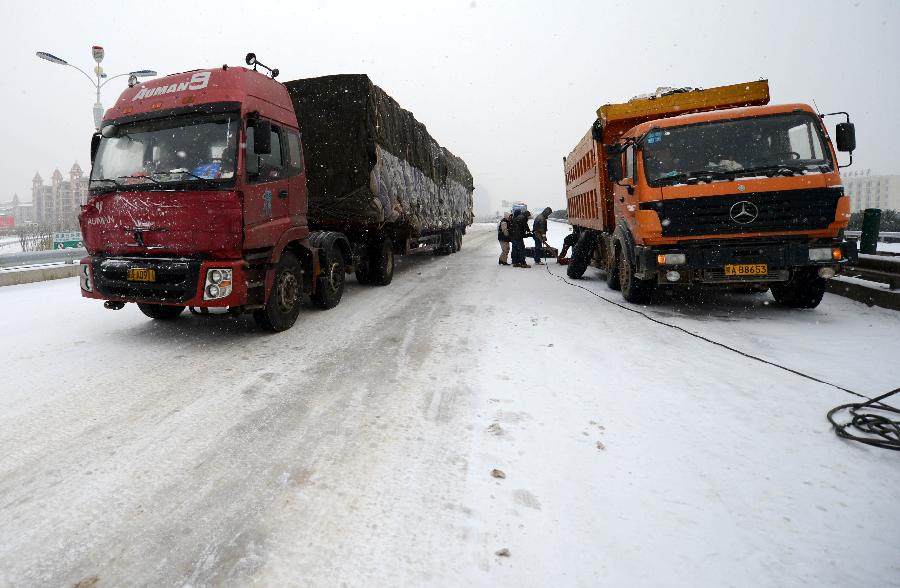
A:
[[36, 47, 156, 130]]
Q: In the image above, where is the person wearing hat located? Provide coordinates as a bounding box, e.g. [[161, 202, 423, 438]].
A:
[[531, 207, 553, 265], [509, 209, 532, 268], [497, 212, 512, 265]]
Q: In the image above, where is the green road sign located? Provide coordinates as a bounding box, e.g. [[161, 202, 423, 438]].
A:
[[53, 232, 83, 249]]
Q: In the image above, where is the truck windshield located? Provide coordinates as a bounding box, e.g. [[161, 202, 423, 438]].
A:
[[90, 113, 238, 191], [641, 112, 835, 186]]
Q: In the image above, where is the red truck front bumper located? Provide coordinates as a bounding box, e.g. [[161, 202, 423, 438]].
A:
[[79, 256, 251, 308]]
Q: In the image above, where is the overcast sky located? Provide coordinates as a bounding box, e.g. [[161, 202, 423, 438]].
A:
[[3, 0, 898, 214]]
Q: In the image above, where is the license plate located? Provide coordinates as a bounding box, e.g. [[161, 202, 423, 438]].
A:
[[127, 268, 156, 282], [724, 263, 768, 276]]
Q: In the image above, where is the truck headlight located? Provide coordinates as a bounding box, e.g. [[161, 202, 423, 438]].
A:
[[808, 248, 833, 261], [657, 253, 687, 265], [80, 264, 93, 292], [203, 268, 233, 300]]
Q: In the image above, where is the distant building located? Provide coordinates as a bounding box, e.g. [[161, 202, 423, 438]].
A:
[[32, 163, 88, 227], [841, 170, 900, 213], [0, 194, 34, 227]]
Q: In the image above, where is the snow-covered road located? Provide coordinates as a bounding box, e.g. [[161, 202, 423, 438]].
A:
[[1, 223, 898, 587]]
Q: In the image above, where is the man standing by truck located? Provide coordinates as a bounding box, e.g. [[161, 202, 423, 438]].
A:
[[531, 207, 553, 265], [510, 210, 532, 268]]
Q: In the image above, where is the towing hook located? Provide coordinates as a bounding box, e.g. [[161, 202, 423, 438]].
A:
[[104, 301, 126, 310]]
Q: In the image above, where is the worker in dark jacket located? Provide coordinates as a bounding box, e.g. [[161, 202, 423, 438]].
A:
[[509, 210, 532, 268], [497, 213, 511, 265], [531, 207, 553, 265]]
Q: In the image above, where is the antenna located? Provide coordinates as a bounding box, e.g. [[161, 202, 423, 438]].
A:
[[245, 53, 279, 79]]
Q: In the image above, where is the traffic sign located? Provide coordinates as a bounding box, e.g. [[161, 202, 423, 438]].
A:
[[53, 232, 83, 249]]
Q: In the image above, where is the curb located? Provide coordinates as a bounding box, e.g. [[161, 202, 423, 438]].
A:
[[0, 265, 80, 288], [828, 278, 900, 311]]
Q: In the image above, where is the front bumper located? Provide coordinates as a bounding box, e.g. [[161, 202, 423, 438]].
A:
[[80, 255, 249, 307], [634, 239, 858, 285]]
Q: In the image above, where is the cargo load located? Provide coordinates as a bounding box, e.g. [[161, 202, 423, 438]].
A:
[[286, 75, 474, 236]]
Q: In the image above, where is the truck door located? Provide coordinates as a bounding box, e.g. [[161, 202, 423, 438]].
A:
[[244, 120, 291, 249], [613, 144, 638, 232]]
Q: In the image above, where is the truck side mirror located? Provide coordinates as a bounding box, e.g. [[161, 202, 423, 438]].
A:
[[90, 133, 101, 164], [836, 122, 855, 153], [253, 120, 272, 155], [591, 120, 603, 143], [607, 157, 622, 182]]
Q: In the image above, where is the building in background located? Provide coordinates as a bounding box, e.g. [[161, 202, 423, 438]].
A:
[[32, 163, 88, 228], [841, 169, 900, 212], [0, 194, 35, 228]]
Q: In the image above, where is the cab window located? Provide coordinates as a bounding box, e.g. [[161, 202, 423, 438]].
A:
[[246, 123, 284, 182]]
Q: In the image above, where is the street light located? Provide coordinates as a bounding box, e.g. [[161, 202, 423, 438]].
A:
[[36, 47, 156, 130]]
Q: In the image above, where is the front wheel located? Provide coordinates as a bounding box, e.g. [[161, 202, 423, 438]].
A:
[[254, 252, 303, 332], [770, 268, 826, 308], [137, 303, 185, 320], [619, 249, 655, 304]]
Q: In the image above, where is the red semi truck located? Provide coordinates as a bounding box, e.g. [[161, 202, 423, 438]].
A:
[[78, 55, 473, 331]]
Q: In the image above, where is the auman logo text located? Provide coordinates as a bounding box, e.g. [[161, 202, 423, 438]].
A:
[[132, 72, 211, 101]]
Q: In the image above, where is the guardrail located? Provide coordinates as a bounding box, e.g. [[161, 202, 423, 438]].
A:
[[845, 230, 900, 244], [0, 248, 86, 269], [845, 255, 900, 290]]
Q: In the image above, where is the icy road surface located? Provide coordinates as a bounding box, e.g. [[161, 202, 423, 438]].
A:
[[1, 223, 898, 587]]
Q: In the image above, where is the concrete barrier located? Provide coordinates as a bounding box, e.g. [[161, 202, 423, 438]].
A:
[[0, 264, 80, 287]]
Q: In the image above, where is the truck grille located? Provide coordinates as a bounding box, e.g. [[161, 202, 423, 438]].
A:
[[92, 257, 200, 303], [642, 187, 842, 237]]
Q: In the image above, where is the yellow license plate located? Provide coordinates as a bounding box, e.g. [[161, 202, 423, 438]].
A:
[[127, 268, 156, 282], [724, 263, 768, 276]]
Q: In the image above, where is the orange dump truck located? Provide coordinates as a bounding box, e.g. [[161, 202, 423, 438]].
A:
[[563, 80, 858, 308]]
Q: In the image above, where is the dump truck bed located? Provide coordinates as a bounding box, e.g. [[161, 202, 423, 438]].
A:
[[285, 75, 474, 236]]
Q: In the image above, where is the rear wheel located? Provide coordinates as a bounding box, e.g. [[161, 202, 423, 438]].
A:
[[619, 247, 655, 304], [311, 242, 345, 309], [137, 303, 185, 320], [770, 268, 826, 308], [604, 239, 621, 291], [253, 252, 302, 332], [567, 231, 593, 279], [370, 238, 394, 286]]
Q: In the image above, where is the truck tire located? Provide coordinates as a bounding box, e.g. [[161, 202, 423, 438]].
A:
[[618, 246, 655, 304], [454, 228, 463, 252], [370, 238, 394, 286], [355, 256, 372, 285], [137, 303, 185, 320], [311, 242, 345, 309], [604, 239, 621, 291], [448, 230, 459, 254], [770, 268, 826, 309], [254, 252, 303, 332], [567, 231, 593, 279]]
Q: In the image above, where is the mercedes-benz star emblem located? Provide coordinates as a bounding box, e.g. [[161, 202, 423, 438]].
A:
[[730, 201, 759, 224]]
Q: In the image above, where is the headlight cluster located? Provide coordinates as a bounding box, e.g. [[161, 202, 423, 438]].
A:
[[203, 268, 233, 300], [80, 264, 93, 292], [809, 247, 842, 262], [656, 253, 687, 266]]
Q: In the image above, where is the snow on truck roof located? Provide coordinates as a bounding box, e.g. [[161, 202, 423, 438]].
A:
[[597, 79, 770, 144]]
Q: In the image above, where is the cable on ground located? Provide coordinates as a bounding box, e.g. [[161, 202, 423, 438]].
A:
[[542, 262, 900, 450]]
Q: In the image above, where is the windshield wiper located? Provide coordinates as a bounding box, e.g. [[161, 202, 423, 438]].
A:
[[653, 169, 734, 185], [117, 174, 163, 186], [151, 170, 222, 185], [734, 164, 804, 177]]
